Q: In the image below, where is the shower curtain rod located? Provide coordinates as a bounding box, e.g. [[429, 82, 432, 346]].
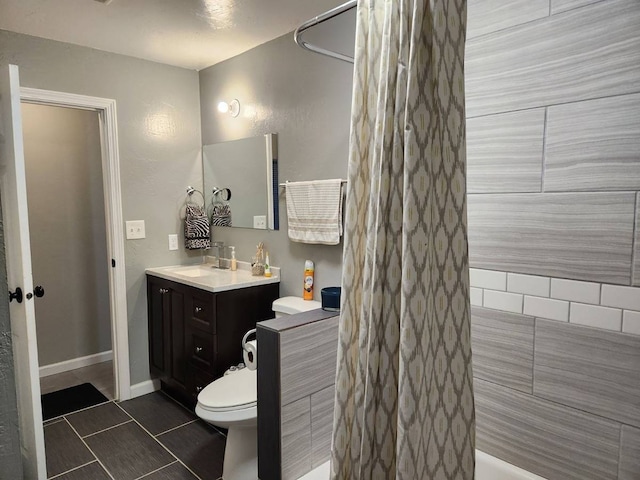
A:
[[294, 0, 357, 64]]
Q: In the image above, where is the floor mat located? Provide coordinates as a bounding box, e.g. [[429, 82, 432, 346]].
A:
[[41, 383, 108, 421]]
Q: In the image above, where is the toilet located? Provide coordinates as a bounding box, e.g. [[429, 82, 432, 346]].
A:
[[195, 296, 322, 480]]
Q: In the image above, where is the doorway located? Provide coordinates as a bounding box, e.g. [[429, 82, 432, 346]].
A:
[[21, 103, 115, 405], [0, 72, 131, 479]]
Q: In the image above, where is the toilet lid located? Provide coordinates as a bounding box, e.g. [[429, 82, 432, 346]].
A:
[[198, 367, 257, 410]]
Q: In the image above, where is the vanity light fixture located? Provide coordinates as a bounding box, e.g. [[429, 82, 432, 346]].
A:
[[217, 99, 240, 117]]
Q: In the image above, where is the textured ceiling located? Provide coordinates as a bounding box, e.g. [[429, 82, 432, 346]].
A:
[[0, 0, 350, 70]]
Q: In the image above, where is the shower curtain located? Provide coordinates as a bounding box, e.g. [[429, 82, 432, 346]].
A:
[[331, 1, 475, 479]]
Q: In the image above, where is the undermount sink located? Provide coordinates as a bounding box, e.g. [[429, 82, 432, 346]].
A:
[[174, 266, 217, 277]]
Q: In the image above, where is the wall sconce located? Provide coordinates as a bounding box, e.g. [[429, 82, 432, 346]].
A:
[[217, 99, 240, 117]]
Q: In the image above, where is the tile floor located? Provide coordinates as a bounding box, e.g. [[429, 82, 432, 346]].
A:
[[41, 361, 115, 400], [43, 391, 226, 480]]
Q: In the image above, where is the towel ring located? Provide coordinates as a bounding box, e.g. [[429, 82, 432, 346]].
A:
[[186, 186, 205, 204], [212, 187, 232, 202]]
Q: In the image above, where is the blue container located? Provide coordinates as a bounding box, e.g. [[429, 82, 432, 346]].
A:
[[321, 287, 341, 312]]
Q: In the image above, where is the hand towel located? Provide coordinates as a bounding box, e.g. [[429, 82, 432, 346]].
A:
[[286, 179, 344, 245], [210, 203, 232, 227], [184, 204, 211, 250]]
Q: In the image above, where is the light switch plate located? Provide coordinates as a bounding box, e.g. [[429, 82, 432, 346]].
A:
[[253, 215, 267, 229], [168, 234, 179, 251], [125, 220, 146, 239]]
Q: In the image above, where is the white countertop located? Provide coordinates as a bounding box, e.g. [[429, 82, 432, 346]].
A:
[[145, 260, 280, 293]]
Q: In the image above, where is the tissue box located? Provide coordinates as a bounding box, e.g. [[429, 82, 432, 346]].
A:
[[321, 287, 341, 312]]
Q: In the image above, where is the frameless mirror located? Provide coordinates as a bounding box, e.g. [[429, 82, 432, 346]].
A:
[[203, 133, 279, 230]]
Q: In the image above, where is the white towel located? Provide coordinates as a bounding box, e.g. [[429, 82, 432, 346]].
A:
[[286, 179, 344, 245]]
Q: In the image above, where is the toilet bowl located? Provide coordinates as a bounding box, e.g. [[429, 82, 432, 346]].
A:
[[195, 296, 321, 480], [196, 367, 257, 480]]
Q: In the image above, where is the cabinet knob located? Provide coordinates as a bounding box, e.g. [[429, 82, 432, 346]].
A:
[[195, 346, 203, 354], [159, 288, 169, 294], [196, 386, 203, 392], [195, 306, 203, 313]]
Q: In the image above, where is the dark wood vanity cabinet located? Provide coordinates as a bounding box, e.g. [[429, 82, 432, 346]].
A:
[[147, 274, 279, 407]]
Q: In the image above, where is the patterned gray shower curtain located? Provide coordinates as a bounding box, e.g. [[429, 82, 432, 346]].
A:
[[330, 1, 475, 479]]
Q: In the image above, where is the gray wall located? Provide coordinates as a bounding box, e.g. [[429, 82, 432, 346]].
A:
[[22, 103, 112, 366], [198, 26, 354, 299], [465, 0, 640, 478], [0, 200, 23, 480], [0, 29, 203, 385]]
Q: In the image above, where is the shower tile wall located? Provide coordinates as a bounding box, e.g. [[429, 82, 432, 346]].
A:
[[466, 0, 640, 478]]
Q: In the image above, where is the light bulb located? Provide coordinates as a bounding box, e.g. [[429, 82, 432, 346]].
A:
[[217, 101, 229, 113]]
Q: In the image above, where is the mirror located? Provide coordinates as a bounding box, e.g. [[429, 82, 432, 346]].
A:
[[203, 133, 279, 230]]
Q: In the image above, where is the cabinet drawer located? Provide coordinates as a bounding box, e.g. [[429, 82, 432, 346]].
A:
[[188, 293, 216, 334], [186, 328, 215, 373], [186, 365, 215, 400]]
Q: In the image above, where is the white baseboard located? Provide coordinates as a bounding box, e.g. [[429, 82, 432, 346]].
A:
[[129, 379, 161, 399], [39, 350, 113, 378]]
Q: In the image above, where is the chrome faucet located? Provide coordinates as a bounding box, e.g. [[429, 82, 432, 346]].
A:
[[210, 241, 228, 269]]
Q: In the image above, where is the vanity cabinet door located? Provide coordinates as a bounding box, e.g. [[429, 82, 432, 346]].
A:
[[147, 276, 173, 377], [147, 276, 187, 386]]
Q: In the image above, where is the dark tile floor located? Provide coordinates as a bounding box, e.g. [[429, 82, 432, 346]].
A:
[[43, 391, 225, 480]]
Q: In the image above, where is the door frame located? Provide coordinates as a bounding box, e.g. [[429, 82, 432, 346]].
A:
[[20, 87, 131, 401]]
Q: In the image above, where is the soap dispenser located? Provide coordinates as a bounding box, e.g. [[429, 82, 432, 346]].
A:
[[230, 246, 237, 271]]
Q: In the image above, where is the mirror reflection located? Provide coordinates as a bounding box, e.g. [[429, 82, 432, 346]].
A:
[[203, 133, 279, 230]]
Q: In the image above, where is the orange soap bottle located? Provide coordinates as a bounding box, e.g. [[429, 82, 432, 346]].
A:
[[303, 260, 314, 300]]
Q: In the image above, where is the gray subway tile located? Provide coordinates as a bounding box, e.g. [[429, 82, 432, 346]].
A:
[[467, 109, 545, 193], [545, 94, 640, 192], [468, 0, 550, 42], [465, 0, 640, 117], [280, 316, 339, 406], [311, 385, 335, 468], [474, 378, 620, 480], [281, 397, 312, 480], [533, 320, 640, 427], [619, 425, 640, 480], [467, 193, 636, 285], [470, 307, 534, 393]]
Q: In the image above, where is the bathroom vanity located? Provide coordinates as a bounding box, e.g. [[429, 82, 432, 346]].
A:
[[146, 263, 279, 407]]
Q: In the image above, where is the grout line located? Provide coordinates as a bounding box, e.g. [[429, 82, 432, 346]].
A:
[[48, 460, 98, 479], [133, 460, 179, 480], [465, 90, 636, 121], [112, 401, 205, 480], [81, 420, 133, 439], [616, 424, 623, 480], [154, 419, 198, 437], [62, 418, 116, 480], [631, 193, 639, 284], [540, 107, 548, 193]]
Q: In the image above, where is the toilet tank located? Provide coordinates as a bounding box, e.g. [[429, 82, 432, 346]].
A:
[[272, 296, 322, 317]]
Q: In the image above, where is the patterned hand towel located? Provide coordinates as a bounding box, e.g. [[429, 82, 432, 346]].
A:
[[210, 204, 232, 227], [184, 204, 211, 250], [286, 179, 344, 245]]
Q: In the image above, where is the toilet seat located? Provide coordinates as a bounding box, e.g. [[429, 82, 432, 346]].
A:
[[197, 367, 257, 410]]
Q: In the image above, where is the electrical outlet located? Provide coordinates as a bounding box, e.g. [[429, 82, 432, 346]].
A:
[[168, 234, 179, 251], [125, 220, 146, 239], [253, 215, 267, 229]]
